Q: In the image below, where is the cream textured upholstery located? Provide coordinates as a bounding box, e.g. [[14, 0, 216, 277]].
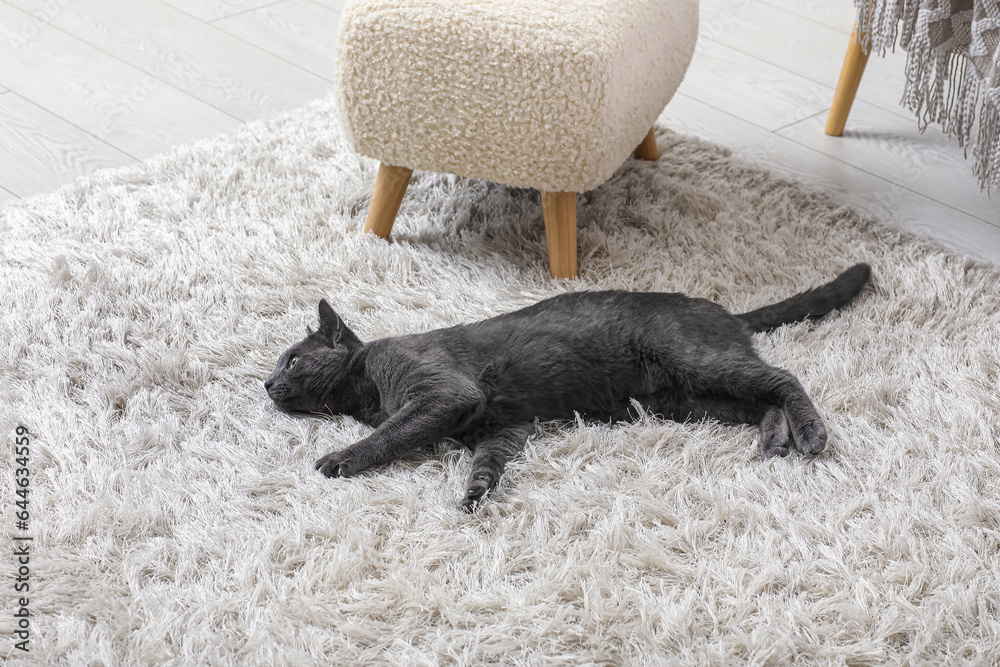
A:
[[334, 0, 699, 277], [336, 0, 699, 192]]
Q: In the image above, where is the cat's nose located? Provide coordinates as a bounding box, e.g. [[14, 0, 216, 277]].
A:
[[264, 378, 274, 391]]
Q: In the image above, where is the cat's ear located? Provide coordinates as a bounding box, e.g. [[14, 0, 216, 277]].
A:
[[317, 299, 362, 348], [318, 299, 341, 333]]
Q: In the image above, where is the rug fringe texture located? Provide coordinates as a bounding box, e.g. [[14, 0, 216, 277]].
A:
[[1, 96, 999, 664]]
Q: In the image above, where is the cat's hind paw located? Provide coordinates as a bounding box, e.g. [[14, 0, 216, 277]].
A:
[[759, 406, 792, 459], [762, 442, 791, 459], [790, 417, 827, 456]]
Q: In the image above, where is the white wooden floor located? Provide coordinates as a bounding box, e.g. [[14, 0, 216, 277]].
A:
[[2, 0, 999, 264]]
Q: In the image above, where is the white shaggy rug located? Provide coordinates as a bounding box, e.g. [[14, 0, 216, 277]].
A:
[[2, 96, 999, 665]]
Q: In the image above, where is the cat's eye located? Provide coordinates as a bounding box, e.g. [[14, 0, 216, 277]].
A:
[[287, 355, 299, 369]]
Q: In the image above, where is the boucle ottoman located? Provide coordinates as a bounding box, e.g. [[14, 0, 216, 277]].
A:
[[335, 0, 699, 278]]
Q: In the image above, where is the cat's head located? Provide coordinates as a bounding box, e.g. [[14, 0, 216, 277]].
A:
[[264, 299, 364, 415]]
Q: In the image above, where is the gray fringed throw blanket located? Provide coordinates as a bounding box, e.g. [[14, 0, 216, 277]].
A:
[[857, 0, 1000, 189]]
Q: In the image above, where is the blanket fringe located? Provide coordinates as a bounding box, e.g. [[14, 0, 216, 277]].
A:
[[855, 0, 998, 191]]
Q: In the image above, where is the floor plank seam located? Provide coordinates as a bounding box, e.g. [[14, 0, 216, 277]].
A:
[[204, 0, 292, 23]]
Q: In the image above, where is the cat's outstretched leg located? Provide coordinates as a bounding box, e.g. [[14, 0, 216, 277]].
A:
[[462, 423, 532, 512], [316, 379, 486, 478], [620, 387, 808, 457], [642, 361, 825, 456]]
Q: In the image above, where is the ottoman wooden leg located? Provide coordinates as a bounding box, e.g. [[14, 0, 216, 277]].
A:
[[364, 163, 414, 238], [633, 127, 659, 161], [541, 191, 577, 279]]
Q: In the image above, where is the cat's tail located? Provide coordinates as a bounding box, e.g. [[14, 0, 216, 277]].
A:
[[737, 263, 872, 333]]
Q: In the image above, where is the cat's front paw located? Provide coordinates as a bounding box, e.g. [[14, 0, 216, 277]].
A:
[[315, 449, 360, 478], [790, 417, 828, 456]]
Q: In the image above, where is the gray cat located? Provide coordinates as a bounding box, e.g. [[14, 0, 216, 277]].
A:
[[266, 264, 871, 510]]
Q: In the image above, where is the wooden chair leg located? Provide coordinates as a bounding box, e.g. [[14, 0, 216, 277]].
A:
[[541, 191, 577, 279], [633, 127, 659, 161], [825, 23, 870, 136], [363, 163, 414, 238]]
